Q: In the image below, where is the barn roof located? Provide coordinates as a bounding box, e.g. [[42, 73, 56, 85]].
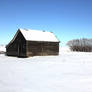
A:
[[6, 28, 60, 48], [19, 28, 60, 42]]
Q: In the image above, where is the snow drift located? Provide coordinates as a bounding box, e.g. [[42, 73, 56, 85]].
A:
[[0, 45, 6, 54], [0, 46, 92, 92]]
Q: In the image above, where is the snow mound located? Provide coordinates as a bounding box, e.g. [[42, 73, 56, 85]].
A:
[[59, 46, 70, 54], [0, 45, 6, 54]]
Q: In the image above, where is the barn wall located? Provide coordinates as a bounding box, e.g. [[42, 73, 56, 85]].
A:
[[26, 41, 59, 57], [6, 31, 27, 57]]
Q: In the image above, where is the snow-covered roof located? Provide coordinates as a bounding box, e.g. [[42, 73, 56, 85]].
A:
[[6, 28, 60, 48], [19, 28, 60, 42]]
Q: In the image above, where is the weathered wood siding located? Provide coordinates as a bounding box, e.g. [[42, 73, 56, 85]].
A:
[[6, 31, 27, 57], [26, 41, 59, 57]]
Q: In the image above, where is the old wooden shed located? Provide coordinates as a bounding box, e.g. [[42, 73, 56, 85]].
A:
[[6, 29, 60, 57]]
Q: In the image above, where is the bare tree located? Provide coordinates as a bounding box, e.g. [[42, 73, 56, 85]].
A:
[[67, 38, 92, 52]]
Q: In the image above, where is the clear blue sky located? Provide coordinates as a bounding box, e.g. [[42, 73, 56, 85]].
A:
[[0, 0, 92, 46]]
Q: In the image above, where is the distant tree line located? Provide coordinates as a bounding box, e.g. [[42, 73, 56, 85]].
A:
[[67, 38, 92, 52]]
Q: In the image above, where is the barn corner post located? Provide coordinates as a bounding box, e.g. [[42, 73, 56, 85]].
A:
[[18, 43, 19, 57], [26, 41, 29, 57], [17, 39, 21, 57]]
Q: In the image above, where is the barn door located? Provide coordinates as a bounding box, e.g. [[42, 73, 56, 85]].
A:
[[18, 43, 20, 57], [18, 43, 23, 57]]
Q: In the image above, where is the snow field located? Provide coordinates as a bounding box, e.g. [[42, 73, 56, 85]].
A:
[[0, 47, 92, 92]]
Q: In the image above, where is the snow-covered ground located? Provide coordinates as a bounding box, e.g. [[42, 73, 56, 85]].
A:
[[0, 47, 92, 92], [0, 45, 6, 52]]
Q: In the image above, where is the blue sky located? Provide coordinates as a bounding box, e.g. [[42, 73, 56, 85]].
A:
[[0, 0, 92, 46]]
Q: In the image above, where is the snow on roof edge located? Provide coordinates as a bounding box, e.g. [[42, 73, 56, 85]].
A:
[[19, 28, 60, 42]]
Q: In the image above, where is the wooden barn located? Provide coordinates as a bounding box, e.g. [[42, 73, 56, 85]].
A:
[[6, 29, 60, 57]]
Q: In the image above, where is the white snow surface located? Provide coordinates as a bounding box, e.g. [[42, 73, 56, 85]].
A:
[[20, 28, 59, 42], [59, 46, 70, 53], [0, 47, 92, 92], [0, 45, 6, 52]]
